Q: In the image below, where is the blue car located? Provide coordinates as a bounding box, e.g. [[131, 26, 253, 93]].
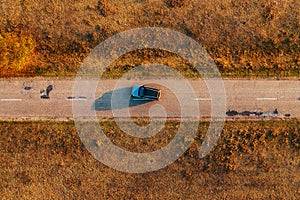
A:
[[131, 85, 161, 100]]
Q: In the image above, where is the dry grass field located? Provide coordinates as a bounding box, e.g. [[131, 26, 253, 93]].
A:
[[0, 0, 299, 77], [0, 1, 300, 199], [0, 120, 299, 199]]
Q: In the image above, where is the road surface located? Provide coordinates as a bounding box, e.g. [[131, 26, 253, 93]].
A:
[[0, 77, 299, 120]]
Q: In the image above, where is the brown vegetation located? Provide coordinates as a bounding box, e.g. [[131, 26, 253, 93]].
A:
[[0, 0, 299, 77], [0, 33, 35, 76], [0, 120, 299, 199], [166, 0, 187, 8]]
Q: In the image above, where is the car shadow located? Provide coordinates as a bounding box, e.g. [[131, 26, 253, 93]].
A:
[[92, 87, 154, 111]]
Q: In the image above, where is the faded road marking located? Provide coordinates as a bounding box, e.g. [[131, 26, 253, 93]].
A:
[[0, 99, 23, 102], [66, 98, 87, 101], [256, 97, 278, 101], [194, 98, 212, 101]]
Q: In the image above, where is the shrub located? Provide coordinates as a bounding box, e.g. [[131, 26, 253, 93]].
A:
[[97, 0, 115, 17], [166, 0, 187, 8], [0, 33, 35, 73]]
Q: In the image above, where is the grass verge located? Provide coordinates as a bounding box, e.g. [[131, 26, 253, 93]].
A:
[[0, 119, 299, 199], [0, 0, 299, 78]]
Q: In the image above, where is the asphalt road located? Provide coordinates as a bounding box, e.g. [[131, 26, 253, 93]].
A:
[[0, 77, 299, 120]]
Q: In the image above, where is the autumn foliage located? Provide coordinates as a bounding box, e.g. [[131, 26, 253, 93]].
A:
[[0, 0, 299, 77], [0, 120, 299, 198]]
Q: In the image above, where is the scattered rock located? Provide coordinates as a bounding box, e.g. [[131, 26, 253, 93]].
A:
[[67, 96, 87, 100], [40, 95, 49, 99], [273, 108, 278, 115], [240, 111, 252, 116], [23, 86, 32, 90], [40, 85, 53, 99], [46, 85, 53, 96], [226, 109, 283, 117], [226, 110, 238, 116], [23, 82, 33, 90]]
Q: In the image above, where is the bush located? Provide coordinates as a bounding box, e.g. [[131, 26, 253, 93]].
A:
[[0, 33, 35, 73], [97, 0, 115, 17], [166, 0, 187, 8]]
